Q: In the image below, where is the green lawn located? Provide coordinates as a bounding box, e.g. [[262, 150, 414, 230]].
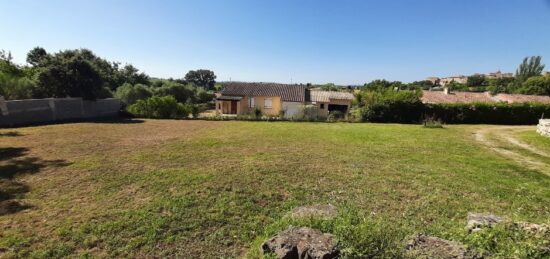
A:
[[1, 120, 549, 258]]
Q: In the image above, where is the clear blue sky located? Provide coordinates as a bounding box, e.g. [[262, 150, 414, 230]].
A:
[[2, 0, 550, 84]]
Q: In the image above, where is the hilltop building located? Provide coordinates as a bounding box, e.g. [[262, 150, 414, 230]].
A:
[[427, 70, 513, 86]]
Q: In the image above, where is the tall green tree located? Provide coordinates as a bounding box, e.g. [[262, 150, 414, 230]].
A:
[[26, 47, 49, 66], [517, 76, 550, 95], [184, 69, 216, 90], [466, 74, 487, 87], [33, 49, 105, 100], [516, 56, 545, 82], [363, 79, 404, 91]]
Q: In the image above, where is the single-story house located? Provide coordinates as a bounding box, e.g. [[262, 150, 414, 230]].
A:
[[215, 82, 354, 118], [421, 89, 550, 104]]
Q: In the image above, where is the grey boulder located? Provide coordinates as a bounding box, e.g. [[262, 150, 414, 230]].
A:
[[262, 227, 339, 259]]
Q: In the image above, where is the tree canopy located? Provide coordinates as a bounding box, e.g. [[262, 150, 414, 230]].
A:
[[184, 69, 216, 90], [516, 56, 545, 82]]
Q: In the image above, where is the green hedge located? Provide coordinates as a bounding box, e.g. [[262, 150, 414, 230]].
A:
[[425, 102, 550, 125], [127, 96, 190, 119]]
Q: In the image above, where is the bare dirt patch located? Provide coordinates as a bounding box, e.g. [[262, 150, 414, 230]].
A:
[[473, 126, 550, 176]]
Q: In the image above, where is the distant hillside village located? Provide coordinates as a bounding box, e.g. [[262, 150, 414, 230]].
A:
[[426, 70, 515, 86]]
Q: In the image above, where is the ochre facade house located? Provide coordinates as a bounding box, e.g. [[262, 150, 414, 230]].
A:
[[215, 82, 353, 118]]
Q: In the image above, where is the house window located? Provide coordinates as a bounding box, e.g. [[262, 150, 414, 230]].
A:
[[218, 103, 221, 109], [320, 103, 325, 109], [248, 97, 255, 108], [264, 98, 273, 109]]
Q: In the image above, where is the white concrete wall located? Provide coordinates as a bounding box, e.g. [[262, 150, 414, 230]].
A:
[[281, 102, 303, 119], [537, 119, 550, 137]]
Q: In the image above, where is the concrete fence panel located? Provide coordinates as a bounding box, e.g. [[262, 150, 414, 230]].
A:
[[54, 98, 84, 120], [0, 97, 120, 127]]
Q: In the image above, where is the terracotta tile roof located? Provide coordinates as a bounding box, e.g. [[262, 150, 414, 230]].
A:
[[421, 91, 494, 104], [310, 91, 354, 102], [421, 90, 550, 104], [221, 82, 307, 102], [494, 93, 550, 104]]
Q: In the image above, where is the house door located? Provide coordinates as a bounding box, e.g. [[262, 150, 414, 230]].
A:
[[230, 101, 238, 114]]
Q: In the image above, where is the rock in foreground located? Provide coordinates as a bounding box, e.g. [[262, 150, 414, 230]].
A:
[[466, 212, 505, 232], [262, 227, 339, 259]]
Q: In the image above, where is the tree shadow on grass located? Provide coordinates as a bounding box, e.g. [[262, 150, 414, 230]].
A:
[[0, 147, 70, 216], [0, 132, 23, 137]]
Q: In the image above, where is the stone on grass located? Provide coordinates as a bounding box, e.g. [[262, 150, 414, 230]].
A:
[[466, 212, 505, 232], [405, 234, 478, 259], [261, 227, 339, 259], [514, 222, 549, 234], [289, 204, 338, 219]]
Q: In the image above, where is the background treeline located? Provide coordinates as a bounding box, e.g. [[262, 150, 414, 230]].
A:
[[351, 56, 550, 124], [355, 56, 549, 95], [0, 47, 217, 118]]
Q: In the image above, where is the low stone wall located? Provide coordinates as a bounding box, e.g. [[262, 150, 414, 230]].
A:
[[0, 97, 120, 127], [537, 119, 550, 137]]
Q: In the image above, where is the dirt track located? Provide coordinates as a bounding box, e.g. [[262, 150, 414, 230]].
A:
[[474, 126, 550, 176]]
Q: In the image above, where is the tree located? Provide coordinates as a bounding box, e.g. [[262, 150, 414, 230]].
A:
[[0, 50, 23, 77], [184, 69, 216, 90], [486, 77, 515, 94], [114, 64, 150, 88], [466, 74, 487, 87], [516, 76, 550, 95], [405, 80, 434, 90], [0, 72, 35, 100], [26, 47, 49, 66], [446, 81, 468, 91], [115, 83, 152, 105], [34, 50, 104, 100], [363, 79, 403, 91], [516, 56, 545, 82], [321, 83, 338, 91], [154, 82, 195, 103]]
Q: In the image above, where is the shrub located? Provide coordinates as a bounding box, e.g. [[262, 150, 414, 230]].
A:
[[0, 73, 35, 100], [154, 83, 195, 103], [422, 117, 443, 128], [252, 107, 263, 120], [278, 109, 286, 118], [115, 83, 152, 105], [327, 110, 345, 122], [357, 90, 423, 123], [127, 96, 189, 119], [298, 105, 320, 121], [196, 88, 215, 103]]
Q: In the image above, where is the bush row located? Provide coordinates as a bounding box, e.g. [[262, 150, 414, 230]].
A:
[[425, 102, 550, 125], [127, 96, 197, 119], [354, 102, 550, 125]]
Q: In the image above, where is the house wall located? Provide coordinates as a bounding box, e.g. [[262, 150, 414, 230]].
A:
[[313, 99, 352, 117], [216, 96, 282, 116], [281, 102, 303, 118], [216, 100, 242, 115], [239, 96, 282, 116]]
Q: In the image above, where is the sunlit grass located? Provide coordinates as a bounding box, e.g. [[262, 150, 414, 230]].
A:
[[0, 120, 549, 257]]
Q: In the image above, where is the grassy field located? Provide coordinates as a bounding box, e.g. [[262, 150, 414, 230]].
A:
[[1, 120, 549, 258]]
